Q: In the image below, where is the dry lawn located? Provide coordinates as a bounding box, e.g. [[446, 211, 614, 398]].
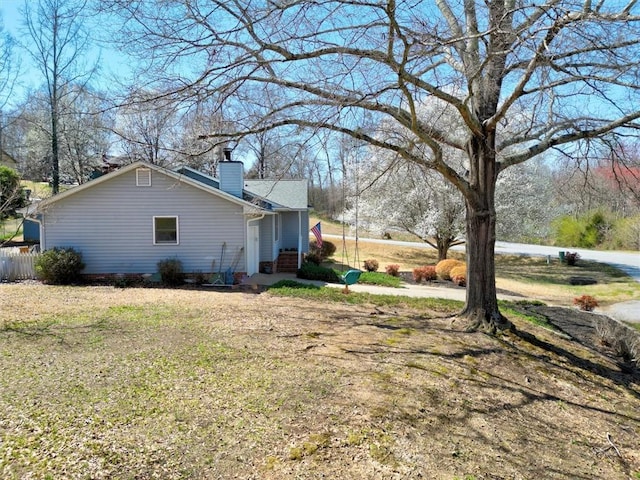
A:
[[1, 283, 639, 479]]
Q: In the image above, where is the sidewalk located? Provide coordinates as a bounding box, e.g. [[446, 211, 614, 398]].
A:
[[247, 273, 522, 302], [248, 273, 639, 323]]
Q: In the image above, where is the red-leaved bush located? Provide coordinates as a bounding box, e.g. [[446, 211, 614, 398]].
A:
[[413, 265, 437, 283], [385, 264, 400, 277]]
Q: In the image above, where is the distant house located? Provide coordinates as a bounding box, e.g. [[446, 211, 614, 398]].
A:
[[32, 159, 309, 279], [0, 150, 18, 170]]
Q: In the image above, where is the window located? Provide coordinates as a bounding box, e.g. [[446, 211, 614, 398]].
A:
[[154, 216, 179, 244], [136, 168, 151, 186], [274, 215, 280, 242]]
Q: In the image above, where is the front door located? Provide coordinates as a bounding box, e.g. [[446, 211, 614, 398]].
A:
[[247, 225, 259, 275]]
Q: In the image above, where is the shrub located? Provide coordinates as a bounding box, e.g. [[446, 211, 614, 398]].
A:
[[35, 247, 85, 285], [0, 165, 27, 219], [113, 275, 135, 288], [450, 264, 467, 286], [157, 258, 185, 286], [565, 251, 580, 266], [192, 270, 208, 285], [413, 266, 437, 283], [573, 294, 598, 311], [304, 253, 322, 265], [363, 259, 379, 272], [553, 211, 612, 248], [435, 259, 464, 281], [309, 240, 337, 260], [385, 264, 400, 277], [297, 262, 340, 283]]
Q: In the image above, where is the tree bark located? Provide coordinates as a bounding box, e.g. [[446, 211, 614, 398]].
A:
[[459, 136, 512, 333], [436, 240, 448, 261]]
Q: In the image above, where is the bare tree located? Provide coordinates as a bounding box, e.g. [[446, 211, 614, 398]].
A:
[[175, 99, 227, 176], [0, 18, 20, 158], [114, 91, 181, 167], [58, 85, 113, 183], [103, 0, 640, 332], [23, 0, 95, 194]]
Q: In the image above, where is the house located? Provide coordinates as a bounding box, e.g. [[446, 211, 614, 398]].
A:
[[32, 159, 309, 279], [0, 149, 18, 170]]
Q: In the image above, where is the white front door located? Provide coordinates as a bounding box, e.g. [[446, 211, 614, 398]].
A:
[[247, 225, 259, 275]]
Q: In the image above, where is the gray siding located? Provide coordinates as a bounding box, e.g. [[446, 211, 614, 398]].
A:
[[280, 211, 309, 253], [41, 169, 246, 274], [258, 215, 275, 261]]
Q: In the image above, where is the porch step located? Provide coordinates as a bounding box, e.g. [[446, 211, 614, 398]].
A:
[[277, 252, 299, 273]]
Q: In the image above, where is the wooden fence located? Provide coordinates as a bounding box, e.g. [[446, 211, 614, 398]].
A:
[[0, 249, 40, 281]]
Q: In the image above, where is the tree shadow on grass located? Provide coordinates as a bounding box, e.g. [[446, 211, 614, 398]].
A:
[[507, 325, 640, 398], [0, 317, 113, 345], [312, 313, 639, 478]]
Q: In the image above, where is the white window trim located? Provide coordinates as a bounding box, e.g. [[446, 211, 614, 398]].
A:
[[153, 216, 179, 245], [274, 214, 280, 242], [136, 168, 152, 187]]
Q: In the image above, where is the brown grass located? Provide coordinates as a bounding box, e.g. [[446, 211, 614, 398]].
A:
[[1, 283, 639, 479]]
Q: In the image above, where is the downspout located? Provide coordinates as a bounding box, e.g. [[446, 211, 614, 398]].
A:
[[298, 211, 302, 269]]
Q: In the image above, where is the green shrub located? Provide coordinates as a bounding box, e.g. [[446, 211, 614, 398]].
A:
[[157, 258, 185, 286], [609, 215, 640, 250], [363, 259, 379, 272], [0, 166, 27, 219], [297, 262, 340, 282], [553, 210, 612, 248], [35, 247, 85, 285]]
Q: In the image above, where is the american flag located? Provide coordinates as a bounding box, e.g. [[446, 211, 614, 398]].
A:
[[310, 222, 323, 248]]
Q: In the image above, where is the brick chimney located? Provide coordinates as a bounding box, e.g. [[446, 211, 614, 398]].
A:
[[218, 147, 244, 198]]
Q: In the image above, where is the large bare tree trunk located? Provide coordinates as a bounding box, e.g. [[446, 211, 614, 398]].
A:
[[459, 136, 512, 333]]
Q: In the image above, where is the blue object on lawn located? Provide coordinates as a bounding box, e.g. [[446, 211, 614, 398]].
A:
[[341, 269, 362, 286]]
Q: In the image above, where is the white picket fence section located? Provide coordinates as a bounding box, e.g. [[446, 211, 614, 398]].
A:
[[0, 248, 40, 281]]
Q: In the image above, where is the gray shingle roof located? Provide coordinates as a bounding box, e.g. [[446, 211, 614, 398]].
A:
[[244, 180, 308, 210]]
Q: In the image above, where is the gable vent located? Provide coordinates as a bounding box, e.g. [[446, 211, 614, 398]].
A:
[[136, 168, 152, 187]]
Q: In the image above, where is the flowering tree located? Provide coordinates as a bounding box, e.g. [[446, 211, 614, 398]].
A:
[[495, 161, 557, 242], [344, 155, 465, 261]]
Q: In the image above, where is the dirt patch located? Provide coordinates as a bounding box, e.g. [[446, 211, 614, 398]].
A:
[[1, 283, 639, 479]]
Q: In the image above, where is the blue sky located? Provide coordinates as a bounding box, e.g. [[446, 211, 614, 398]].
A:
[[1, 0, 131, 107]]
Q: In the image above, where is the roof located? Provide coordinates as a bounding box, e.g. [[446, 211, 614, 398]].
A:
[[244, 180, 308, 210], [178, 166, 308, 211], [36, 161, 272, 215]]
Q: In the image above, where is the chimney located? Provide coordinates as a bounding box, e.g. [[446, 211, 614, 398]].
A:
[[218, 148, 244, 198]]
